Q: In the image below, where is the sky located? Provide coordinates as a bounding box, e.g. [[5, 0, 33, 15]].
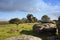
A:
[[0, 0, 60, 21]]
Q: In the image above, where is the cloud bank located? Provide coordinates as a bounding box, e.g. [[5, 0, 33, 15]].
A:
[[0, 0, 60, 12]]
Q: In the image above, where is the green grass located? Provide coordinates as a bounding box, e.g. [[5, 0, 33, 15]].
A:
[[0, 23, 38, 40], [0, 23, 59, 40]]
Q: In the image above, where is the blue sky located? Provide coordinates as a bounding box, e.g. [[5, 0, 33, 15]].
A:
[[0, 0, 60, 21]]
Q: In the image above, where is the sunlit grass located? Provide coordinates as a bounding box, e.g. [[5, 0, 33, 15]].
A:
[[0, 23, 37, 40], [0, 23, 59, 40]]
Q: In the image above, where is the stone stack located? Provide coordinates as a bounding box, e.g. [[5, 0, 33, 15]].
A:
[[33, 21, 57, 35]]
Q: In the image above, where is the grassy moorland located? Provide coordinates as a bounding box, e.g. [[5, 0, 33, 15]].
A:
[[0, 23, 59, 40], [0, 23, 39, 40]]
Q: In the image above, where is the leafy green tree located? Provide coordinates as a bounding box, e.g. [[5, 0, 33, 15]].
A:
[[27, 14, 38, 23], [27, 14, 34, 23], [41, 15, 50, 23], [9, 18, 20, 31], [21, 18, 27, 23], [32, 17, 37, 23], [58, 16, 60, 22], [9, 18, 20, 24]]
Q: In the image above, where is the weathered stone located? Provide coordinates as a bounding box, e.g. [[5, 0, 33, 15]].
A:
[[5, 35, 42, 40], [33, 22, 57, 35], [33, 24, 41, 33]]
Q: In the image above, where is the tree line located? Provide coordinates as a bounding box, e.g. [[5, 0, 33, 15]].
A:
[[9, 14, 38, 24], [4, 14, 60, 31], [9, 14, 59, 24]]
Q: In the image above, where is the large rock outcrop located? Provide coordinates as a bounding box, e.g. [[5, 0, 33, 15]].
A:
[[56, 22, 60, 35], [33, 21, 57, 35]]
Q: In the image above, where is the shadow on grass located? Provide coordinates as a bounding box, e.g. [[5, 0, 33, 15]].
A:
[[20, 30, 50, 40]]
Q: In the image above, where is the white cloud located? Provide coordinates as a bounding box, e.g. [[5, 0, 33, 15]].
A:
[[0, 0, 60, 12]]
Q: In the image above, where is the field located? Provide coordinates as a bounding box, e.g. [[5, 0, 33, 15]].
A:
[[0, 23, 59, 40], [0, 23, 38, 40]]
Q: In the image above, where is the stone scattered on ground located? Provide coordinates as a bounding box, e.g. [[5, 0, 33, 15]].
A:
[[5, 35, 42, 40]]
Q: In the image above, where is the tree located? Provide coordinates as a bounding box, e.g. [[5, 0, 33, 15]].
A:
[[9, 18, 20, 31], [27, 14, 38, 23], [41, 15, 50, 23], [33, 17, 37, 22], [21, 18, 27, 23], [27, 14, 34, 23], [9, 18, 20, 24], [58, 16, 60, 22], [56, 16, 60, 35], [53, 20, 58, 23]]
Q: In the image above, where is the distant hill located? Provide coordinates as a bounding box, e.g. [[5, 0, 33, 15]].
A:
[[0, 21, 9, 25]]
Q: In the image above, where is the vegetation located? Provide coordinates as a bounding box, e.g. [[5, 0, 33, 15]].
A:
[[9, 18, 21, 24], [0, 14, 60, 40], [41, 15, 50, 23], [9, 18, 21, 31], [58, 16, 60, 22], [21, 18, 27, 23], [0, 21, 9, 25], [0, 23, 37, 40], [8, 14, 51, 24], [27, 14, 38, 23]]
